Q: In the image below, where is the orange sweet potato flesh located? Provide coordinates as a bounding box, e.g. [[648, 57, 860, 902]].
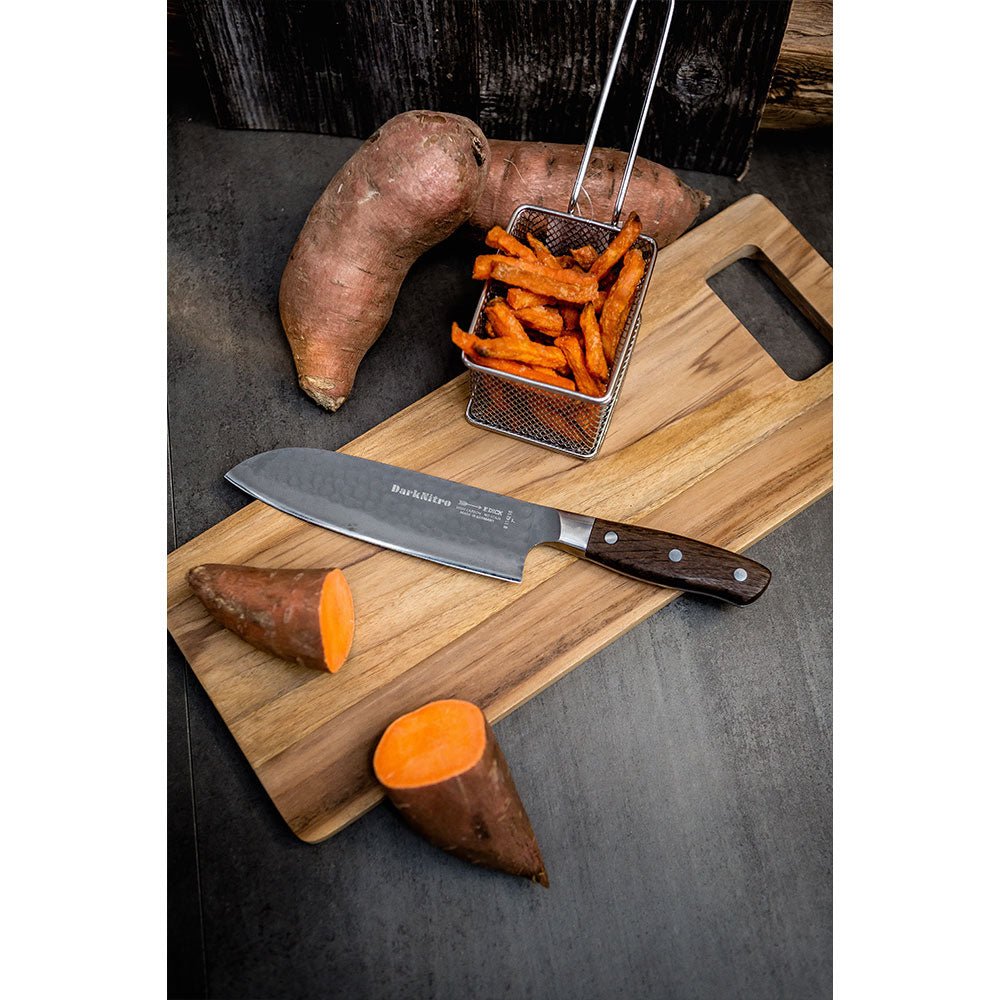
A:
[[374, 699, 548, 885], [601, 248, 646, 362], [470, 139, 709, 248], [186, 565, 355, 673], [279, 111, 491, 411]]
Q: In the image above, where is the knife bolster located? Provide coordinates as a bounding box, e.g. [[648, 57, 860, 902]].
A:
[[551, 510, 595, 556]]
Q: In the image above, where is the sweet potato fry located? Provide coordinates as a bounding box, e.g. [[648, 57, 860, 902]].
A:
[[454, 323, 566, 369], [473, 254, 503, 280], [507, 287, 556, 310], [559, 305, 580, 331], [556, 335, 603, 397], [451, 323, 479, 354], [579, 302, 609, 381], [590, 212, 642, 281], [491, 256, 593, 286], [485, 297, 530, 342], [474, 336, 568, 369], [484, 226, 535, 261], [570, 245, 598, 269], [593, 289, 608, 313], [600, 248, 645, 362], [514, 305, 563, 335], [469, 355, 575, 390], [526, 232, 560, 268], [489, 258, 599, 304]]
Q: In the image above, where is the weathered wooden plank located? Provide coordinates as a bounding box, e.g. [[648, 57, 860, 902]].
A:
[[761, 0, 833, 129], [337, 0, 480, 134], [180, 0, 792, 176], [184, 0, 356, 133]]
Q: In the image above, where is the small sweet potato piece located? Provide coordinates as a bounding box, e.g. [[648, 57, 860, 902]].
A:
[[474, 336, 568, 369], [473, 254, 502, 280], [485, 298, 530, 341], [556, 335, 603, 397], [374, 699, 548, 885], [514, 305, 563, 335], [589, 212, 643, 282], [468, 355, 575, 390], [484, 226, 535, 260], [570, 245, 599, 269], [507, 287, 556, 310], [600, 248, 646, 362], [487, 258, 599, 304], [186, 565, 355, 673], [451, 322, 479, 354], [452, 323, 565, 368], [526, 232, 560, 268], [579, 302, 609, 381], [559, 305, 581, 332]]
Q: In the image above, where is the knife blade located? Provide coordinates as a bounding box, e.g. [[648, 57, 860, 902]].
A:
[[225, 448, 771, 605]]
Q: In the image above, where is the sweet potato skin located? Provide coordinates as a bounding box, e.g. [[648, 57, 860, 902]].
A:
[[187, 564, 337, 672], [470, 139, 709, 247], [279, 111, 491, 411], [378, 711, 548, 886]]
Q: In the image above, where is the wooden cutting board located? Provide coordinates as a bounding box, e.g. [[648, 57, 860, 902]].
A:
[[167, 194, 832, 844]]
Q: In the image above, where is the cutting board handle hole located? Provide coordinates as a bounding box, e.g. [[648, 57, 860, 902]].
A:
[[707, 252, 832, 382]]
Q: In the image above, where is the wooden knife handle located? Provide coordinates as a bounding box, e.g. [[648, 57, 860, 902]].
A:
[[584, 518, 771, 605]]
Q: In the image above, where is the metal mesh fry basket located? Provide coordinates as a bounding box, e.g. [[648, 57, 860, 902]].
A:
[[461, 0, 675, 460], [464, 206, 657, 459]]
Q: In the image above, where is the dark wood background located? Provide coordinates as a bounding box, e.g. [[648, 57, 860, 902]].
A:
[[177, 0, 793, 176]]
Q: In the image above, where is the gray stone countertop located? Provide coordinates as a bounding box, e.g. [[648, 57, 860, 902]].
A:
[[168, 106, 832, 1000]]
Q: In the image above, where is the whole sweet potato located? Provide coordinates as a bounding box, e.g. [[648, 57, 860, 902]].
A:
[[470, 139, 709, 248], [279, 111, 491, 411]]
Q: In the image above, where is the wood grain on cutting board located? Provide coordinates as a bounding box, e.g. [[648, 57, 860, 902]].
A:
[[167, 194, 832, 843]]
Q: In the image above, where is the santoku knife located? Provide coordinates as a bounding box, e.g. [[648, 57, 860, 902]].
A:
[[226, 448, 771, 605]]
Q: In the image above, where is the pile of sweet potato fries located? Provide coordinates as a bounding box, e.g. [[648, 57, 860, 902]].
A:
[[452, 213, 646, 397]]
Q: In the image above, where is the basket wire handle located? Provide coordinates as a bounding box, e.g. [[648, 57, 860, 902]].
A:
[[566, 0, 677, 226]]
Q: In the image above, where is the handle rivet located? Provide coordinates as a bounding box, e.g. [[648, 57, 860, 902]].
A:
[[604, 531, 619, 544], [734, 568, 748, 582], [668, 548, 683, 562]]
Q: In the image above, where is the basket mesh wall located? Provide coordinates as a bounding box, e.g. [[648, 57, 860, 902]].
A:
[[465, 205, 656, 459]]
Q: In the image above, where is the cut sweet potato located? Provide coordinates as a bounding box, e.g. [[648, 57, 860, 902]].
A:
[[589, 212, 643, 282], [526, 232, 560, 268], [484, 225, 534, 261], [485, 297, 530, 342], [600, 248, 646, 362], [186, 564, 354, 673], [374, 699, 548, 885], [474, 336, 567, 369], [507, 287, 556, 310], [514, 305, 563, 335], [579, 302, 609, 381], [466, 355, 576, 390], [485, 258, 599, 304], [559, 305, 581, 332], [556, 335, 603, 397], [452, 324, 565, 369]]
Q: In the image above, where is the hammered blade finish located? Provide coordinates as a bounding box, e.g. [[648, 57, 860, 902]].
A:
[[225, 449, 563, 582]]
